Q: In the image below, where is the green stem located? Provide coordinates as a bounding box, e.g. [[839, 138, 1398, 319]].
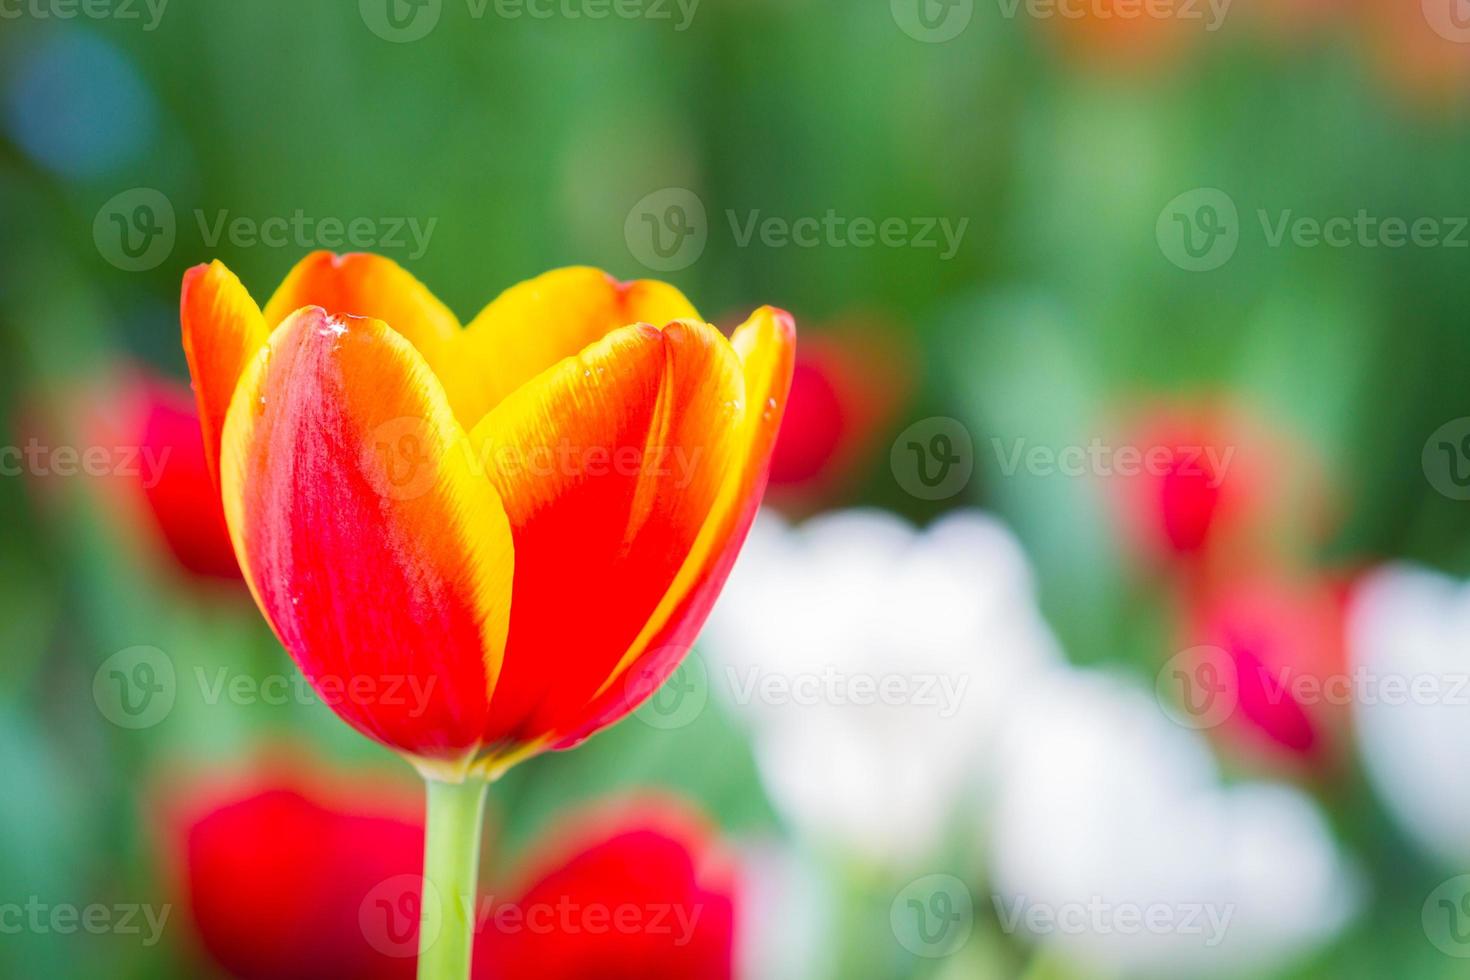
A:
[[418, 777, 489, 980]]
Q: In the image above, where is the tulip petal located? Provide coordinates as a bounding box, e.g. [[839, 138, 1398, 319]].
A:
[[467, 320, 744, 749], [553, 307, 796, 748], [220, 307, 514, 767], [262, 251, 462, 400], [180, 260, 269, 484], [455, 267, 699, 425]]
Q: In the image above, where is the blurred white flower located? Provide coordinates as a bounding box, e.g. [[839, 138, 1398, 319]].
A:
[[988, 668, 1358, 978], [1348, 563, 1470, 867], [702, 507, 1062, 868]]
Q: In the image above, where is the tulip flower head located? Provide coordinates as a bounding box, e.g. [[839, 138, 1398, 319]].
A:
[[179, 253, 794, 781]]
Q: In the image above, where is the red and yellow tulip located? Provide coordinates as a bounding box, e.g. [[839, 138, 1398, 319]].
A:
[[180, 252, 794, 781]]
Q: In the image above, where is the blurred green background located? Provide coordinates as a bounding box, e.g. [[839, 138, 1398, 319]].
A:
[[4, 0, 1470, 976]]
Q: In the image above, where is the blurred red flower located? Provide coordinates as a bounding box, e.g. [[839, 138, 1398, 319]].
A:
[[1110, 400, 1329, 578], [1178, 571, 1352, 770], [766, 326, 909, 509], [160, 758, 423, 980], [159, 758, 736, 980], [71, 367, 241, 581], [478, 799, 737, 980]]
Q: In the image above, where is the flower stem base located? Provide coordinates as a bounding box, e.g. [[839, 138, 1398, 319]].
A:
[[418, 776, 489, 980]]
